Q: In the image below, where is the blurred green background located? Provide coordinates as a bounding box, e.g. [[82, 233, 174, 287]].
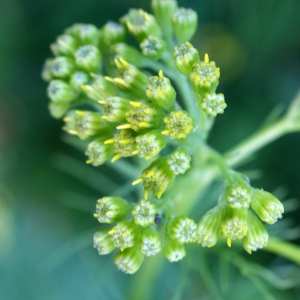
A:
[[0, 0, 300, 299]]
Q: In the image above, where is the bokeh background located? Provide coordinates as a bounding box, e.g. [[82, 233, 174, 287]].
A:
[[1, 0, 300, 299]]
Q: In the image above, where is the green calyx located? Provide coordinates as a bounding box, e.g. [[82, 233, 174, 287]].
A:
[[146, 70, 176, 110], [163, 234, 186, 262], [94, 196, 132, 223], [120, 9, 161, 43], [85, 137, 114, 166], [173, 42, 200, 76]]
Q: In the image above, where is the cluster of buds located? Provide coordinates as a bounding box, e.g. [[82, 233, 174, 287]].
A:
[[43, 0, 284, 274]]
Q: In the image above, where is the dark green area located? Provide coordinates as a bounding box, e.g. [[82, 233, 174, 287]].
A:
[[0, 0, 299, 299]]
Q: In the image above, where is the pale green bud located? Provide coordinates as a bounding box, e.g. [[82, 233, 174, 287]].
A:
[[104, 129, 137, 163], [163, 234, 186, 262], [221, 205, 248, 247], [41, 58, 54, 82], [200, 93, 226, 117], [197, 206, 222, 248], [132, 158, 175, 199], [48, 101, 71, 119], [110, 43, 143, 67], [131, 199, 157, 227], [65, 23, 100, 45], [82, 74, 116, 101], [120, 9, 161, 43], [114, 243, 144, 274], [117, 101, 165, 132], [172, 8, 197, 45], [190, 54, 220, 97], [94, 196, 132, 223], [69, 71, 89, 91], [98, 96, 131, 123], [168, 216, 197, 244], [134, 130, 166, 160], [173, 42, 200, 76], [151, 0, 177, 35], [109, 219, 141, 251], [85, 137, 114, 166], [105, 58, 149, 99], [140, 228, 161, 256], [63, 110, 111, 140], [93, 228, 116, 255], [50, 34, 78, 57], [74, 45, 101, 72], [167, 148, 191, 175], [101, 21, 126, 47], [47, 80, 76, 103], [243, 212, 269, 254], [50, 56, 75, 78], [251, 189, 284, 224], [140, 35, 165, 59], [162, 110, 195, 139], [146, 70, 176, 110]]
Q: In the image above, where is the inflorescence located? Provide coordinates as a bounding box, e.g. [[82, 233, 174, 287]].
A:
[[42, 0, 284, 274]]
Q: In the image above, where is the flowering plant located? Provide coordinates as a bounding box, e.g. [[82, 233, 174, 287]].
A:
[[42, 0, 300, 278]]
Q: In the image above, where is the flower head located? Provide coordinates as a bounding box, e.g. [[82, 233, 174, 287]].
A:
[[200, 93, 226, 117], [140, 228, 162, 256], [168, 216, 197, 244], [93, 228, 116, 255], [163, 234, 186, 262], [86, 137, 114, 166], [74, 45, 101, 72], [167, 148, 191, 175], [131, 199, 157, 227], [140, 35, 166, 59]]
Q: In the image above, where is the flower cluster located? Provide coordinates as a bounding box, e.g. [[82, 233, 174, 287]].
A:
[[43, 0, 284, 274]]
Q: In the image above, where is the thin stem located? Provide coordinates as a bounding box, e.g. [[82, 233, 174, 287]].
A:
[[263, 237, 300, 265], [225, 119, 288, 168]]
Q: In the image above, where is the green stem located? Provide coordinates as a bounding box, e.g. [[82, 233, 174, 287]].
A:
[[224, 119, 288, 168], [263, 237, 300, 265]]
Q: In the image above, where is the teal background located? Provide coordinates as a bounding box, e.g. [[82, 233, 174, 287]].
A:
[[0, 0, 300, 299]]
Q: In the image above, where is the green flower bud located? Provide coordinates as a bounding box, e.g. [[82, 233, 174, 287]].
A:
[[146, 70, 176, 110], [63, 110, 111, 140], [51, 56, 75, 78], [117, 101, 165, 132], [105, 58, 149, 98], [163, 234, 186, 262], [110, 43, 143, 67], [140, 228, 161, 256], [189, 54, 220, 97], [47, 80, 76, 103], [197, 206, 222, 248], [162, 110, 194, 139], [104, 129, 137, 162], [134, 130, 166, 160], [251, 189, 284, 224], [94, 196, 132, 223], [85, 136, 114, 166], [109, 219, 141, 251], [82, 74, 116, 101], [225, 185, 252, 209], [120, 9, 161, 43], [93, 228, 116, 255], [41, 58, 54, 81], [131, 199, 157, 227], [114, 243, 144, 274], [173, 42, 200, 76], [168, 216, 197, 244], [69, 71, 90, 91], [151, 0, 177, 36], [140, 35, 165, 59], [98, 96, 131, 123], [48, 101, 71, 119], [101, 21, 126, 47], [50, 34, 78, 57], [167, 148, 191, 175], [133, 158, 175, 199], [243, 212, 269, 254], [65, 23, 100, 45], [221, 205, 248, 247], [200, 93, 226, 117], [74, 45, 101, 72], [172, 8, 197, 45]]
